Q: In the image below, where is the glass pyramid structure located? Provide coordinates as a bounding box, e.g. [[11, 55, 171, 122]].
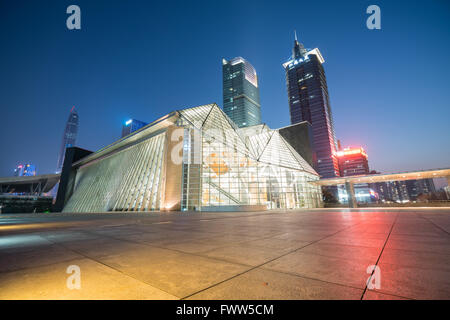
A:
[[62, 103, 322, 213]]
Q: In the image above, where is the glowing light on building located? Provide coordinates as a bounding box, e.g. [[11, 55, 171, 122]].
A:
[[336, 147, 368, 158]]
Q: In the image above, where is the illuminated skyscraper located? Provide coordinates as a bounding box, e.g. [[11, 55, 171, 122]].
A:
[[336, 147, 370, 176], [121, 119, 148, 138], [56, 107, 79, 173], [13, 163, 36, 176], [222, 57, 261, 128], [283, 33, 339, 178]]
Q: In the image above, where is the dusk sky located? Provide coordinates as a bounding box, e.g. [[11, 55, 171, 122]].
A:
[[1, 1, 449, 184]]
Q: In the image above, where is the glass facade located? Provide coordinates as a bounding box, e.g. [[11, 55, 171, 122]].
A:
[[63, 104, 322, 213], [178, 104, 321, 210], [283, 39, 339, 178], [121, 119, 149, 138], [13, 164, 36, 177], [222, 57, 261, 128], [56, 107, 79, 173]]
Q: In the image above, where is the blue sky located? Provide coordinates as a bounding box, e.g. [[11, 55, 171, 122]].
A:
[[0, 0, 449, 186]]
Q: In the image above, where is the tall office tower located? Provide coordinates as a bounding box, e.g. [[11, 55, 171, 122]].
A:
[[56, 107, 79, 173], [121, 119, 148, 138], [222, 57, 261, 128], [336, 147, 370, 176], [283, 33, 339, 178], [13, 163, 36, 177], [336, 147, 373, 203]]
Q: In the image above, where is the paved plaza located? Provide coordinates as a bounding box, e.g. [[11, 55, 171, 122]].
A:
[[0, 208, 449, 300]]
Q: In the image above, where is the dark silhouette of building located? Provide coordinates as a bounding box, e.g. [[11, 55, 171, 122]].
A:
[[222, 57, 261, 128], [56, 107, 79, 173], [283, 33, 339, 178], [278, 121, 315, 168]]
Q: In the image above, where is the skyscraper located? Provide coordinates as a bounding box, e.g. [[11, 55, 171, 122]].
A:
[[337, 147, 370, 176], [13, 163, 36, 176], [56, 107, 79, 173], [121, 119, 148, 138], [283, 33, 339, 178], [336, 146, 373, 203], [222, 57, 261, 128]]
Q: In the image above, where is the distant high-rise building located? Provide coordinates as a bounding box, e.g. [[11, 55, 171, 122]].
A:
[[372, 179, 436, 202], [56, 107, 79, 173], [13, 163, 36, 177], [336, 147, 373, 203], [222, 57, 261, 128], [121, 119, 148, 138], [336, 147, 370, 176], [283, 33, 339, 178]]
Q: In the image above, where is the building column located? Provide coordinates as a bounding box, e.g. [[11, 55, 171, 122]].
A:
[[345, 182, 357, 208], [447, 176, 450, 187]]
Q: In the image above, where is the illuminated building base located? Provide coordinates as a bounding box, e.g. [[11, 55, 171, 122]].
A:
[[62, 104, 322, 212]]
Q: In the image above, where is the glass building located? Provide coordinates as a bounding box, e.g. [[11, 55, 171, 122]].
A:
[[13, 164, 36, 177], [121, 118, 148, 138], [337, 147, 370, 177], [222, 57, 261, 128], [61, 104, 322, 213], [56, 107, 79, 173], [283, 35, 339, 178]]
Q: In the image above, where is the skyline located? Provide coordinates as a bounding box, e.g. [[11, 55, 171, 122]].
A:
[[1, 0, 449, 181]]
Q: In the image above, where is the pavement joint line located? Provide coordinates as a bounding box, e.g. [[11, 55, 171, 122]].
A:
[[416, 214, 450, 236], [3, 210, 448, 299], [180, 220, 365, 300], [43, 236, 182, 300], [0, 256, 84, 275], [70, 218, 366, 299], [361, 289, 414, 300], [77, 228, 290, 270], [360, 213, 399, 300]]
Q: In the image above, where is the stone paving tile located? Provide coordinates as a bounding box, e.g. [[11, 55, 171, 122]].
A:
[[160, 240, 232, 254], [271, 231, 334, 242], [97, 245, 250, 298], [40, 231, 103, 243], [239, 238, 311, 252], [59, 237, 150, 258], [0, 244, 82, 272], [1, 208, 450, 299], [0, 234, 53, 254], [385, 234, 450, 255], [263, 250, 376, 289], [374, 262, 450, 300], [186, 268, 363, 300], [200, 244, 288, 267], [0, 258, 177, 300], [298, 242, 380, 263], [318, 233, 387, 249], [379, 248, 450, 271], [362, 290, 411, 300]]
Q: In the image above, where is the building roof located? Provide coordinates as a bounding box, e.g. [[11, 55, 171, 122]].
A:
[[0, 174, 60, 194], [72, 103, 318, 176]]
